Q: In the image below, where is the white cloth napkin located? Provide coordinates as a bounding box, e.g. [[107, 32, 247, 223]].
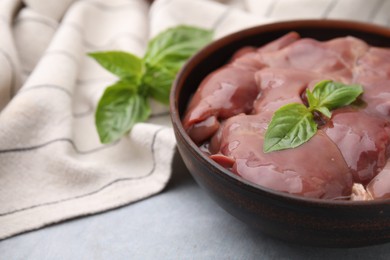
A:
[[0, 0, 389, 240]]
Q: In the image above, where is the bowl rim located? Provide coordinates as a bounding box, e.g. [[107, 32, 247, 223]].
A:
[[170, 19, 390, 207]]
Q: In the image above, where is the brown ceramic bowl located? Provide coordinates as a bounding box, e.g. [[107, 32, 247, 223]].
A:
[[170, 20, 390, 248]]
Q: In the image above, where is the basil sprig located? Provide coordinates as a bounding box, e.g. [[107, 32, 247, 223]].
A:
[[263, 80, 363, 153], [89, 26, 213, 143]]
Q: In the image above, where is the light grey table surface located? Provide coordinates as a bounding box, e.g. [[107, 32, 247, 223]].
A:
[[2, 150, 390, 259]]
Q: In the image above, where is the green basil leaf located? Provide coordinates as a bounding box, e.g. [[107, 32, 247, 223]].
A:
[[90, 26, 213, 144], [88, 51, 143, 82], [264, 80, 364, 152], [306, 88, 318, 108], [95, 80, 150, 143], [264, 103, 317, 153], [144, 25, 213, 73], [141, 63, 174, 104], [312, 80, 363, 110], [314, 106, 332, 118]]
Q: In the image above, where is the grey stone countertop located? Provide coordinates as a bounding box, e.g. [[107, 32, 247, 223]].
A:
[[1, 150, 390, 259]]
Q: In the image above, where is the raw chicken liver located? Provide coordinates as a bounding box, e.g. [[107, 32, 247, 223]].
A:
[[183, 33, 390, 200]]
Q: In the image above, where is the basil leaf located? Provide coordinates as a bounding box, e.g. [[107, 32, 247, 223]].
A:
[[264, 103, 316, 153], [264, 80, 364, 152], [89, 25, 213, 144], [314, 106, 332, 118], [141, 63, 175, 104], [95, 80, 150, 143], [312, 80, 363, 110], [144, 25, 213, 73], [88, 51, 143, 82], [306, 88, 318, 108]]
